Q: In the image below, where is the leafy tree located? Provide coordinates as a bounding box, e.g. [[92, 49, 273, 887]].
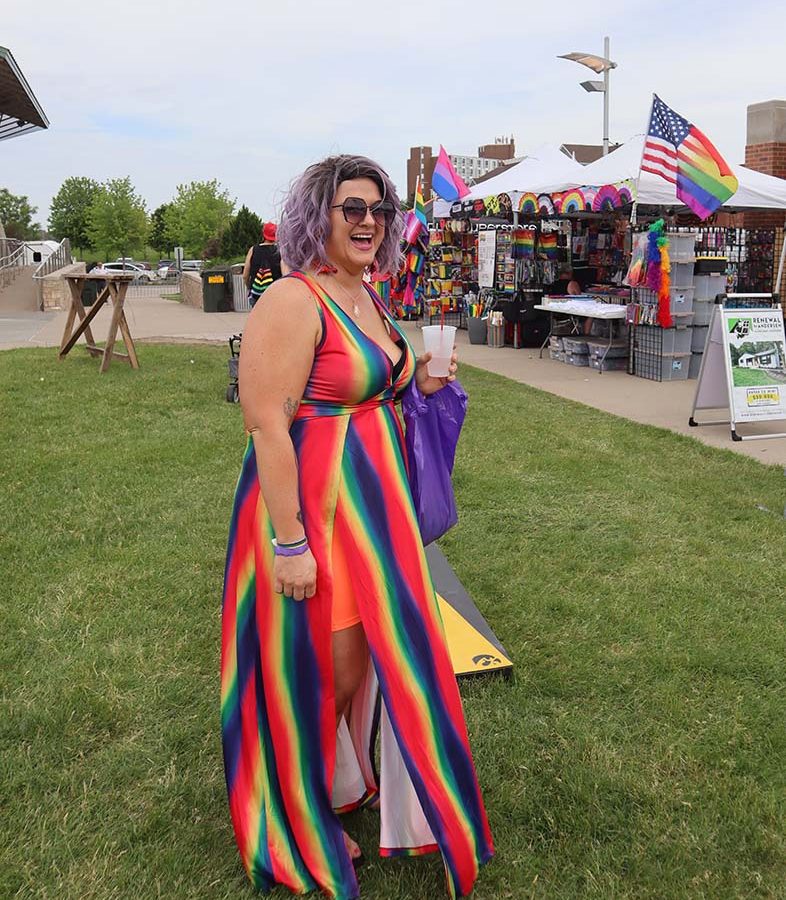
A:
[[221, 204, 263, 258], [0, 188, 40, 239], [149, 203, 171, 255], [165, 179, 234, 258], [87, 177, 148, 261], [48, 177, 100, 254]]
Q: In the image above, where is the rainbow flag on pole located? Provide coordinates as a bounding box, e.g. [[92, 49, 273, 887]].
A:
[[641, 94, 738, 220], [404, 177, 428, 243], [431, 145, 470, 202]]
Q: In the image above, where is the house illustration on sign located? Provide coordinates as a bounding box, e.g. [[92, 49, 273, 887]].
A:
[[738, 346, 783, 369]]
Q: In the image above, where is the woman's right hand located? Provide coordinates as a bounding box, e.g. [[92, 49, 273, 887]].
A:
[[273, 550, 317, 601]]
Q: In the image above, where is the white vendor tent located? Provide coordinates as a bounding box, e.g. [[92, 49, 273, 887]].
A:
[[463, 144, 587, 200], [579, 135, 786, 211], [432, 145, 587, 218]]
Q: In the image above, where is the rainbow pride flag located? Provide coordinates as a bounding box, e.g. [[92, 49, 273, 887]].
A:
[[641, 94, 738, 220], [431, 145, 470, 202], [404, 178, 428, 243]]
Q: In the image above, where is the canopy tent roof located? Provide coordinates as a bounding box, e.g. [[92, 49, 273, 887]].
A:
[[0, 46, 49, 142], [464, 144, 587, 200], [579, 135, 786, 211]]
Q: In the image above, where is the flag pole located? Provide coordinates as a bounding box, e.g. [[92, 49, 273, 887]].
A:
[[631, 93, 656, 226]]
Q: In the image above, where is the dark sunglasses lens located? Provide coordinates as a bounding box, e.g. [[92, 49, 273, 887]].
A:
[[342, 198, 367, 224], [372, 202, 395, 227]]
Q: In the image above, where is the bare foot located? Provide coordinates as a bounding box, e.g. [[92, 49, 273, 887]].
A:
[[343, 831, 362, 860]]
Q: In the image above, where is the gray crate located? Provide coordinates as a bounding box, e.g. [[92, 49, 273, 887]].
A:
[[549, 335, 564, 351], [694, 273, 725, 301], [671, 262, 694, 287], [693, 299, 715, 326], [634, 324, 692, 354], [562, 336, 589, 354], [634, 351, 690, 381], [549, 348, 565, 361], [691, 325, 709, 352], [564, 351, 589, 367], [585, 338, 628, 359], [688, 351, 703, 379], [589, 355, 628, 372]]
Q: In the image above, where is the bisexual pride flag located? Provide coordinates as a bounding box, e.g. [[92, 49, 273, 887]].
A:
[[641, 94, 738, 220], [432, 145, 470, 202]]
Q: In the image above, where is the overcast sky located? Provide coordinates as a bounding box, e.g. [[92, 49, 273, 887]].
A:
[[4, 0, 785, 227]]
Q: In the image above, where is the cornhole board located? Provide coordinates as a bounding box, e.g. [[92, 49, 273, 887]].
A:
[[427, 544, 513, 677]]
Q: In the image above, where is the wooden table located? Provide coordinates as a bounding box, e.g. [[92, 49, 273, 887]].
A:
[[59, 272, 140, 373]]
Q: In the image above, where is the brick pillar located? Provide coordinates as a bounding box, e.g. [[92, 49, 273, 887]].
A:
[[744, 100, 786, 229]]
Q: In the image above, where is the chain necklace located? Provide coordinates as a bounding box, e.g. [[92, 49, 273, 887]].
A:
[[326, 275, 365, 319]]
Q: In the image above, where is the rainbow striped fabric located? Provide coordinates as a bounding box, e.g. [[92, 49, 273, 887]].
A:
[[221, 272, 493, 898], [642, 94, 738, 220]]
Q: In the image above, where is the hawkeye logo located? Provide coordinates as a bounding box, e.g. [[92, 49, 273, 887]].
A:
[[728, 318, 752, 338]]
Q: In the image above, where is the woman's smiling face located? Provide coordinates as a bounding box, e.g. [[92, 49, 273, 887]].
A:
[[324, 177, 385, 275]]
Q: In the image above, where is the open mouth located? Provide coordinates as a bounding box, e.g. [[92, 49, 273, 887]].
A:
[[350, 233, 374, 252]]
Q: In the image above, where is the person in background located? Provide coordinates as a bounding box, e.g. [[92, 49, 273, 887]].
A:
[[566, 270, 583, 295], [242, 221, 286, 306]]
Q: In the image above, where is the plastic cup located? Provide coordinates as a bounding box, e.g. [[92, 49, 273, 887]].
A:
[[422, 325, 456, 377]]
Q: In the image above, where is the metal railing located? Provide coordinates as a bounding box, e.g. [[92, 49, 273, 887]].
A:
[[32, 237, 72, 281], [0, 238, 26, 287]]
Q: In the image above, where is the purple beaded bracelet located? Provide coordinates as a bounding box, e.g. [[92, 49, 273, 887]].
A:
[[272, 539, 310, 557]]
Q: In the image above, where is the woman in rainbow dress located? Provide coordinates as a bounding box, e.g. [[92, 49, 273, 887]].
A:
[[221, 155, 493, 899]]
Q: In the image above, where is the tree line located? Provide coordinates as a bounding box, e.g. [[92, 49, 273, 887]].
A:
[[0, 178, 268, 262]]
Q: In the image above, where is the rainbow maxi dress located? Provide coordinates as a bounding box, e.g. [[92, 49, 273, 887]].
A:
[[221, 273, 493, 899]]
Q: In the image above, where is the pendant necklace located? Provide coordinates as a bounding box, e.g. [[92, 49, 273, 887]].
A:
[[329, 276, 364, 319]]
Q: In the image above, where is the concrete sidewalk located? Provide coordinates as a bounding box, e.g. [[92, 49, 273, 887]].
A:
[[4, 295, 786, 466]]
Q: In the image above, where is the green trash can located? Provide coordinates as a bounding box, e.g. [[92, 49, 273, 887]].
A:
[[201, 267, 233, 312], [81, 278, 100, 307]]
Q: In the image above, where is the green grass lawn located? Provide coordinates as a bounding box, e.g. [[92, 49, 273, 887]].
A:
[[1, 345, 785, 899], [732, 366, 782, 387]]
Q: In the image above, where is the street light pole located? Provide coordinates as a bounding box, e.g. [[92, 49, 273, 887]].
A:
[[558, 39, 617, 157], [603, 36, 610, 156]]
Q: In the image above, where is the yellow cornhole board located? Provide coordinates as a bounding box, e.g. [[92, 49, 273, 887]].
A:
[[426, 544, 513, 677]]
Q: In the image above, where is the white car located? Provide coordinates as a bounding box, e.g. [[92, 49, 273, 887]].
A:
[[102, 261, 158, 282]]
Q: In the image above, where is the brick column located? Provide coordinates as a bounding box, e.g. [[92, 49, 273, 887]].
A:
[[744, 100, 786, 230]]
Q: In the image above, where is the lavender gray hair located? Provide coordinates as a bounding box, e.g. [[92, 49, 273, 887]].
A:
[[277, 155, 404, 275]]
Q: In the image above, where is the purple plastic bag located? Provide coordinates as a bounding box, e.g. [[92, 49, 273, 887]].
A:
[[402, 378, 468, 546]]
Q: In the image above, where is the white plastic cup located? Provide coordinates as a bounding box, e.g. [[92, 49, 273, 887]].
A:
[[422, 325, 456, 377]]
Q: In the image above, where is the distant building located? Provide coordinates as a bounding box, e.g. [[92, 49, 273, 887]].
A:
[[407, 136, 516, 200], [560, 142, 621, 164]]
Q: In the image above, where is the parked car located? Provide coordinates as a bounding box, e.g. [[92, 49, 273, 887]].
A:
[[102, 261, 158, 282], [181, 259, 203, 272], [157, 262, 179, 280]]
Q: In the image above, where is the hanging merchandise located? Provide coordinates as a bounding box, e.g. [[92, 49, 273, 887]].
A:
[[625, 232, 650, 286], [537, 231, 559, 261], [512, 229, 535, 260]]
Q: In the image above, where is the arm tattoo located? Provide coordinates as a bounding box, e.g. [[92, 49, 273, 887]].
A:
[[283, 396, 300, 421]]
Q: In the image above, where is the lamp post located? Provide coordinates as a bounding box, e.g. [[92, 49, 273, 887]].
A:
[[558, 37, 617, 156]]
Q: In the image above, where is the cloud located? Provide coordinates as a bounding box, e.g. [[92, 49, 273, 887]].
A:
[[2, 0, 784, 225]]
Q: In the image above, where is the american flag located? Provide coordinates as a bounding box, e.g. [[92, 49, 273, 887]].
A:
[[641, 94, 738, 219]]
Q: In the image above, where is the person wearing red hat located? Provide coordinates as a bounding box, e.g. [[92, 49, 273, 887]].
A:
[[243, 221, 285, 306]]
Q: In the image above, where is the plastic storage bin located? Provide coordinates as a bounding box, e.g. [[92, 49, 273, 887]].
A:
[[694, 273, 726, 301], [564, 351, 589, 367], [549, 335, 564, 351], [635, 285, 694, 311], [636, 351, 691, 381], [691, 325, 709, 352], [562, 336, 589, 354], [589, 355, 628, 372], [665, 232, 697, 262], [693, 299, 716, 326], [585, 339, 628, 358], [671, 262, 694, 287], [689, 352, 703, 379], [549, 348, 564, 361], [634, 324, 692, 354]]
